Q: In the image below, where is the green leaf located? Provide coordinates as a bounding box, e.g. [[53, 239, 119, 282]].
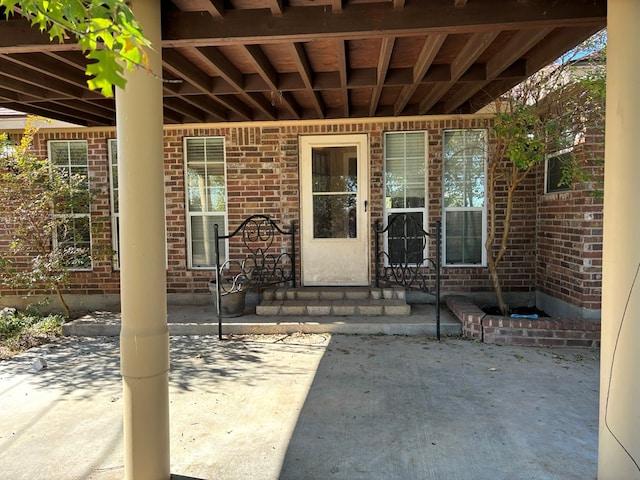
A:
[[0, 0, 151, 96], [86, 49, 125, 97]]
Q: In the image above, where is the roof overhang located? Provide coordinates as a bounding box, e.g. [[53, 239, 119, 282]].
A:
[[0, 0, 606, 126]]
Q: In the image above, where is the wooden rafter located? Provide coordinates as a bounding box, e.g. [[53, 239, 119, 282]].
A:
[[443, 27, 556, 112], [419, 30, 499, 113], [462, 24, 603, 113], [267, 0, 284, 16], [337, 40, 349, 117], [394, 34, 447, 115], [162, 49, 249, 120], [170, 0, 224, 17], [185, 46, 277, 120], [369, 37, 395, 116], [291, 42, 324, 118], [242, 44, 301, 119]]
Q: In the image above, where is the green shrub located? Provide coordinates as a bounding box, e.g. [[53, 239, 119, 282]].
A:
[[0, 309, 64, 358]]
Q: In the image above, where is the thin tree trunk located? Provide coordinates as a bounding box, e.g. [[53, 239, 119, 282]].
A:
[[487, 254, 508, 315], [55, 283, 70, 317], [485, 162, 531, 316]]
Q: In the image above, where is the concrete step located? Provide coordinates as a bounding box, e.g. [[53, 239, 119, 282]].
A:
[[256, 287, 410, 316]]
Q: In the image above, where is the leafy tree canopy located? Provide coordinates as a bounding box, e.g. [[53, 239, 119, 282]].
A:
[[0, 0, 151, 96]]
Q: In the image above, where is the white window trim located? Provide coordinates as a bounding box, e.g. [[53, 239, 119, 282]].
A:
[[442, 129, 488, 268], [184, 136, 228, 270], [107, 139, 120, 270], [383, 131, 428, 266], [48, 139, 92, 272]]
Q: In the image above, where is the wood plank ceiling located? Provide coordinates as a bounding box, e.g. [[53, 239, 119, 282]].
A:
[[0, 0, 606, 126]]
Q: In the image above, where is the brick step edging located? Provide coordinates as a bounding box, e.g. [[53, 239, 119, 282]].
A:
[[445, 295, 600, 347]]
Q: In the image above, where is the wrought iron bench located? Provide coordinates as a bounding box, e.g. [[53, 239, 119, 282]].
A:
[[374, 216, 442, 339], [212, 214, 296, 339]]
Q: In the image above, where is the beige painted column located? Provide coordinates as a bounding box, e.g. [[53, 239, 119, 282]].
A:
[[115, 0, 170, 478], [598, 1, 640, 478]]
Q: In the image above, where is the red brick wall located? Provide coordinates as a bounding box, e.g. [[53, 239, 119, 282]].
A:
[[0, 116, 602, 313], [535, 126, 604, 312]]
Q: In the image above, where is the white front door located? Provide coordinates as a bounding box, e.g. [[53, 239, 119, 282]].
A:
[[299, 134, 369, 286]]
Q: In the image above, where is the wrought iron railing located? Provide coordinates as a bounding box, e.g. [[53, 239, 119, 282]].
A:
[[374, 216, 442, 339], [213, 214, 296, 338]]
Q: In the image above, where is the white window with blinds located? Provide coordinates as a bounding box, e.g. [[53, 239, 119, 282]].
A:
[[48, 140, 92, 270], [185, 136, 227, 269], [442, 129, 487, 266], [383, 131, 427, 264], [109, 139, 168, 270]]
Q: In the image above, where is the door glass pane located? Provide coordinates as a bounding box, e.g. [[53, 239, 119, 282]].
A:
[[313, 194, 357, 238], [311, 146, 358, 239], [312, 147, 357, 193]]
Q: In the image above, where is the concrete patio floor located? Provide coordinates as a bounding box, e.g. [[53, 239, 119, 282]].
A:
[[0, 332, 599, 479]]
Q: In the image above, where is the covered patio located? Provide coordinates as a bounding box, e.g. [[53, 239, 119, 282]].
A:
[[2, 1, 638, 479]]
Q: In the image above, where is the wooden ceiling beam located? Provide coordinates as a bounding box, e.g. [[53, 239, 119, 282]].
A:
[[291, 42, 325, 118], [461, 24, 604, 113], [162, 48, 254, 121], [162, 86, 228, 121], [0, 72, 57, 100], [0, 86, 39, 103], [162, 49, 213, 92], [161, 106, 189, 125], [7, 98, 113, 125], [337, 40, 349, 117], [13, 93, 116, 121], [268, 0, 284, 16], [420, 30, 499, 113], [392, 0, 405, 11], [192, 46, 244, 86], [4, 53, 97, 96], [47, 100, 114, 124], [162, 96, 209, 123], [44, 51, 87, 73], [212, 94, 257, 121], [187, 97, 228, 122], [369, 37, 395, 116], [162, 0, 606, 48], [170, 0, 224, 17], [191, 46, 277, 120], [242, 44, 301, 119], [0, 17, 80, 53], [1, 101, 93, 126], [394, 33, 447, 116], [0, 55, 93, 100], [443, 26, 555, 113]]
